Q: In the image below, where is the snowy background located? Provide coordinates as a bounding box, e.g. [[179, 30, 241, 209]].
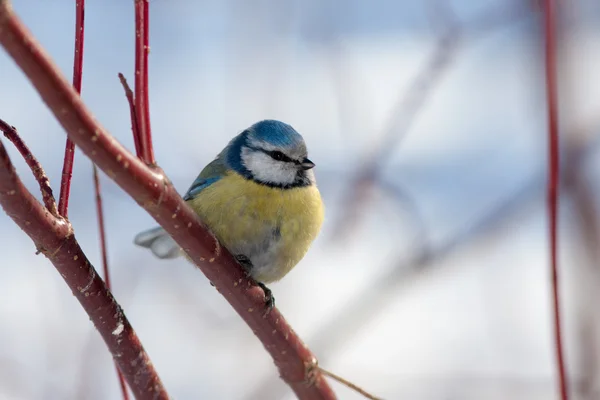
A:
[[1, 0, 600, 399]]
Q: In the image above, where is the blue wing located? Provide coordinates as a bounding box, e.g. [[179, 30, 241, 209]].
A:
[[182, 157, 227, 201]]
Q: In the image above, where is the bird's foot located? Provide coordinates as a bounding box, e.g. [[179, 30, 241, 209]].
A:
[[257, 282, 275, 314], [235, 255, 275, 314]]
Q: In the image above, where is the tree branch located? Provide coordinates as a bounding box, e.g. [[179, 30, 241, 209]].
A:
[[118, 73, 143, 159], [134, 0, 154, 165], [57, 0, 85, 217], [0, 2, 335, 398], [318, 367, 383, 400], [93, 164, 130, 400], [0, 120, 58, 217], [542, 0, 569, 399], [0, 127, 168, 400], [329, 1, 533, 243]]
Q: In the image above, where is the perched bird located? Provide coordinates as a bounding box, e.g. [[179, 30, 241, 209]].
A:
[[134, 120, 324, 309]]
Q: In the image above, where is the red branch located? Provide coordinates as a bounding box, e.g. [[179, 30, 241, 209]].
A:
[[93, 165, 130, 400], [93, 168, 111, 289], [0, 129, 168, 399], [0, 120, 58, 217], [134, 0, 155, 165], [57, 0, 85, 217], [118, 73, 143, 158], [0, 2, 335, 398], [57, 126, 76, 216], [60, 0, 130, 395], [65, 0, 129, 394], [542, 1, 569, 399], [72, 0, 84, 94]]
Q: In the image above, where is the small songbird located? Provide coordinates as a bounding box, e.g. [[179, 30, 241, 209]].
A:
[[134, 120, 324, 309]]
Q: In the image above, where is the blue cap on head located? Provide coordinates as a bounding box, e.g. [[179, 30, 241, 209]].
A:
[[247, 120, 304, 148]]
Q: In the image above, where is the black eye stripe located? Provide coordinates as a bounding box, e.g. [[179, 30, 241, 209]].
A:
[[248, 145, 296, 163], [268, 150, 293, 163]]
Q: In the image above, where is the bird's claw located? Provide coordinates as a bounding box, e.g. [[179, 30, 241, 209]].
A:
[[258, 282, 275, 314], [236, 255, 275, 314]]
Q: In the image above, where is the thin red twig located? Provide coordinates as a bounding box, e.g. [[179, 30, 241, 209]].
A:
[[134, 0, 155, 165], [318, 367, 382, 400], [62, 1, 129, 395], [57, 0, 85, 217], [57, 140, 76, 216], [0, 3, 335, 398], [118, 73, 143, 157], [72, 0, 84, 94], [142, 1, 152, 160], [93, 166, 130, 400], [0, 120, 58, 217], [542, 1, 569, 399], [0, 130, 168, 400], [93, 168, 110, 288]]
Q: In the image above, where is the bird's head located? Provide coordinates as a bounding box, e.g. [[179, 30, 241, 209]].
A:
[[226, 120, 315, 188]]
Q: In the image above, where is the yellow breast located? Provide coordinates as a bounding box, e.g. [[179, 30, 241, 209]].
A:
[[186, 172, 324, 283]]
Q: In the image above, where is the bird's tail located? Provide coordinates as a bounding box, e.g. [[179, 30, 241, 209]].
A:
[[134, 226, 182, 259]]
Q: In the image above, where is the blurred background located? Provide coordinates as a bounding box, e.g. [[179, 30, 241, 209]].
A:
[[1, 0, 600, 399]]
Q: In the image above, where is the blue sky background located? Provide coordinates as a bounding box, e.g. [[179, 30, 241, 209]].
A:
[[1, 1, 600, 399]]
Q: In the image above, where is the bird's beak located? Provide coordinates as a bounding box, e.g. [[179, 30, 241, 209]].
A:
[[300, 158, 315, 170]]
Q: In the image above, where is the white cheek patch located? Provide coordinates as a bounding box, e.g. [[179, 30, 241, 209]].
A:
[[241, 148, 297, 185]]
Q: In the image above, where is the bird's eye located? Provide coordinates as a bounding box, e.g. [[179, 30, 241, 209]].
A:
[[270, 151, 288, 162]]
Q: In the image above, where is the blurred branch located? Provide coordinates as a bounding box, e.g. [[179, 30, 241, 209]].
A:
[[376, 179, 430, 252], [0, 2, 336, 398], [330, 30, 460, 241], [0, 124, 168, 399], [57, 0, 85, 217], [318, 367, 383, 400], [542, 1, 569, 399], [330, 1, 533, 243], [425, 0, 458, 32]]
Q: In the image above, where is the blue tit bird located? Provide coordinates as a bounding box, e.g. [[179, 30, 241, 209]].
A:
[[134, 120, 324, 309]]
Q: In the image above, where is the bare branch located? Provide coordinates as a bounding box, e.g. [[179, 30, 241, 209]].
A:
[[0, 2, 335, 398], [319, 367, 383, 400], [330, 1, 534, 243], [134, 0, 155, 165], [92, 165, 130, 400], [0, 119, 58, 217], [0, 130, 168, 399], [330, 29, 461, 241], [118, 73, 143, 159], [57, 0, 85, 217], [542, 0, 569, 398]]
